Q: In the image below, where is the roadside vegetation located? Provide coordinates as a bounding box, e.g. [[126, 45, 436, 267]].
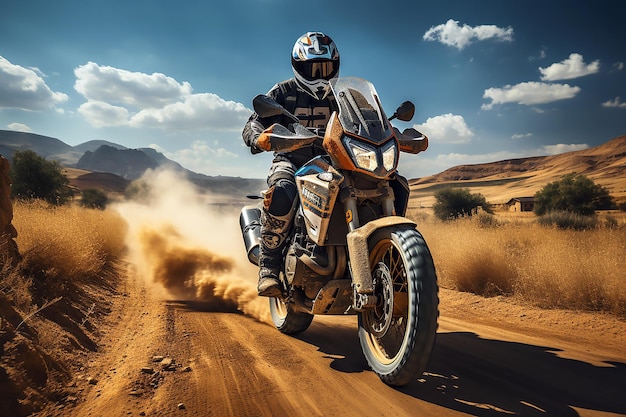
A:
[[409, 209, 626, 318], [1, 200, 127, 415]]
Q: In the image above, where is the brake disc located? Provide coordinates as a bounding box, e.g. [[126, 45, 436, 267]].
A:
[[364, 262, 394, 337]]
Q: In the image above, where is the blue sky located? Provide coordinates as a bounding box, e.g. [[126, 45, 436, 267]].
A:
[[1, 0, 624, 179]]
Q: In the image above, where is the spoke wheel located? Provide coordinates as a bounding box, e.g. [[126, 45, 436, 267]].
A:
[[358, 226, 439, 386]]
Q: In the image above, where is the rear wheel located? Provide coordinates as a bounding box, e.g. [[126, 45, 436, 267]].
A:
[[358, 225, 439, 386], [270, 296, 313, 335]]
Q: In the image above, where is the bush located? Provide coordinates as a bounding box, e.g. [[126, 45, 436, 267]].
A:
[[10, 150, 73, 205], [433, 187, 493, 221], [80, 189, 109, 209], [537, 211, 598, 230], [534, 173, 614, 216]]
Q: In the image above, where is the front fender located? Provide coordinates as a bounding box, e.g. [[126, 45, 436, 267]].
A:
[[347, 216, 416, 294]]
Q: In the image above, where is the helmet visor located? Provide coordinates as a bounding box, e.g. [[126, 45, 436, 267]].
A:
[[293, 59, 339, 81]]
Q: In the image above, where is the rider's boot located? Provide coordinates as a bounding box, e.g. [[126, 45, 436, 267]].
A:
[[257, 208, 293, 297]]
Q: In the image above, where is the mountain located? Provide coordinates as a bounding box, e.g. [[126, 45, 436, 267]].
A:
[[0, 129, 81, 165], [73, 140, 128, 154], [77, 145, 159, 180], [0, 130, 265, 196], [410, 135, 626, 206]]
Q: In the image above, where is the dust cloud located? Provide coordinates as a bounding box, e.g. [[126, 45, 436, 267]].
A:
[[113, 169, 271, 324]]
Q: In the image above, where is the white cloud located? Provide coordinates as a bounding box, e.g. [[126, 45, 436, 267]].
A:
[[612, 62, 624, 71], [423, 19, 513, 50], [129, 93, 251, 131], [412, 113, 474, 144], [602, 97, 626, 108], [7, 122, 32, 132], [529, 48, 547, 61], [482, 82, 580, 110], [539, 53, 599, 81], [74, 62, 251, 130], [541, 143, 589, 154], [511, 133, 533, 140], [0, 55, 68, 111], [77, 100, 130, 127], [74, 62, 192, 108]]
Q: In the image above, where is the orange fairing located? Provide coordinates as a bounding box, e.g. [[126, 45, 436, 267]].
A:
[[323, 112, 356, 170]]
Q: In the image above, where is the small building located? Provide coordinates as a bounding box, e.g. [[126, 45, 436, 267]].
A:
[[506, 197, 535, 212]]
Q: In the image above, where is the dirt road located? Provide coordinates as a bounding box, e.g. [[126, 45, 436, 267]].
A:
[[57, 264, 626, 417]]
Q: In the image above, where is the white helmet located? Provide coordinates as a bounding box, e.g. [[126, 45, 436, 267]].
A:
[[291, 32, 340, 100]]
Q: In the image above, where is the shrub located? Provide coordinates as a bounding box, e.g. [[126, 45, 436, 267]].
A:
[[537, 210, 598, 230], [433, 187, 493, 221], [475, 212, 504, 228], [10, 150, 73, 205], [80, 189, 109, 209], [534, 173, 614, 216]]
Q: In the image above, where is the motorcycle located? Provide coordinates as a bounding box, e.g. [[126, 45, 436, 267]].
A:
[[239, 77, 438, 386]]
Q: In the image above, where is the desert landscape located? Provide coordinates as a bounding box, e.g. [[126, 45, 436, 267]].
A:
[[1, 135, 625, 417]]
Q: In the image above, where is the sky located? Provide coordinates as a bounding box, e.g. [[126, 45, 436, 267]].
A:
[[1, 0, 625, 180]]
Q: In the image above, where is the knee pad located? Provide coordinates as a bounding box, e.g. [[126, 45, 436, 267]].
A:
[[265, 179, 297, 216]]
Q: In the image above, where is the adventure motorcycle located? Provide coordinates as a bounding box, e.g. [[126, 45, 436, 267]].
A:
[[239, 77, 438, 386]]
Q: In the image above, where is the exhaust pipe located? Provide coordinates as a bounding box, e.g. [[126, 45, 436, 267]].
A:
[[239, 206, 261, 266]]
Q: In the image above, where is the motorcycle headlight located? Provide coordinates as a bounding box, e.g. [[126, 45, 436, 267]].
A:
[[381, 141, 397, 171], [345, 138, 378, 172]]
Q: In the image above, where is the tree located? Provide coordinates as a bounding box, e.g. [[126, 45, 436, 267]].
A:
[[534, 173, 615, 216], [433, 187, 493, 220], [80, 189, 108, 209], [10, 150, 73, 205]]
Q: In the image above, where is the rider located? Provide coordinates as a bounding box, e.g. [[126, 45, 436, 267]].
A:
[[242, 31, 340, 297]]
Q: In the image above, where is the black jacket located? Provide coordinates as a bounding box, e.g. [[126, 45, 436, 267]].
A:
[[242, 79, 337, 167]]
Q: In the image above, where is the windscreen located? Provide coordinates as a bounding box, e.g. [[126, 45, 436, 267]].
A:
[[330, 77, 393, 144]]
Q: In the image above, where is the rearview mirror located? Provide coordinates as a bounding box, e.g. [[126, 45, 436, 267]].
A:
[[389, 101, 415, 122]]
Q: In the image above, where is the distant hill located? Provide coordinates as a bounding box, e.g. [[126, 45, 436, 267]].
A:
[[76, 145, 159, 180], [73, 140, 128, 154], [0, 129, 81, 165], [410, 135, 626, 206], [0, 130, 265, 196]]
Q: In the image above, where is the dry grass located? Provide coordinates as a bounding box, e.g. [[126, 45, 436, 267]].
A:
[[0, 202, 129, 415], [409, 208, 626, 317], [10, 200, 127, 295]]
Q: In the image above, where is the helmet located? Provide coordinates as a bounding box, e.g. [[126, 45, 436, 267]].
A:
[[291, 32, 340, 100]]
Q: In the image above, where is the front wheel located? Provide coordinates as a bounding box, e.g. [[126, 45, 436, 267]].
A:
[[358, 226, 439, 386], [269, 296, 313, 335]]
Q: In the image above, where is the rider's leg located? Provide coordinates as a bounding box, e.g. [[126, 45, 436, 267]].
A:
[[257, 159, 297, 297]]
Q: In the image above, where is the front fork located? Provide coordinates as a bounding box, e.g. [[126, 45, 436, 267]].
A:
[[339, 177, 414, 311]]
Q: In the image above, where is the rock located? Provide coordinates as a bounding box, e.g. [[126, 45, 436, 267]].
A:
[[87, 377, 98, 385], [141, 367, 154, 374], [177, 403, 186, 410], [161, 357, 177, 371]]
